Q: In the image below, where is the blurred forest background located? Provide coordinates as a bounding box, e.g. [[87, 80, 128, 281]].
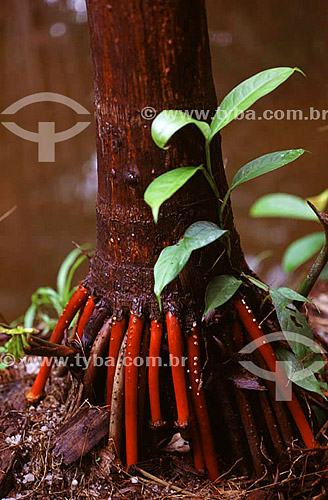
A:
[[1, 0, 327, 319]]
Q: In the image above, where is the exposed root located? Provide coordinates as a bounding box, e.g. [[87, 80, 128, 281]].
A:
[[258, 392, 285, 460], [125, 313, 145, 468], [233, 387, 264, 477], [232, 319, 244, 351], [75, 295, 96, 342], [189, 408, 205, 474], [106, 317, 126, 410], [186, 324, 219, 480], [24, 288, 322, 483], [25, 284, 88, 403], [83, 318, 112, 399], [235, 298, 316, 449], [231, 317, 285, 461], [80, 301, 110, 351], [109, 331, 127, 456], [166, 312, 190, 428], [148, 320, 166, 427]]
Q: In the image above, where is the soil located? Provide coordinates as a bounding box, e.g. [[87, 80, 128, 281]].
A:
[[0, 359, 245, 499]]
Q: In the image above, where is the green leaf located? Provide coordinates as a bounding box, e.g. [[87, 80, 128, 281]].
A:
[[270, 289, 314, 360], [210, 67, 303, 138], [275, 287, 314, 305], [154, 222, 227, 309], [32, 287, 62, 315], [144, 166, 202, 223], [203, 275, 242, 319], [63, 254, 87, 305], [57, 248, 83, 300], [151, 110, 210, 149], [276, 348, 326, 397], [24, 304, 37, 329], [250, 193, 318, 220], [282, 232, 325, 272], [181, 221, 225, 251], [230, 149, 305, 191]]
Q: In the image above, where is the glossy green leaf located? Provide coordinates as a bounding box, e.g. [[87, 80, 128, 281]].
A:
[[154, 222, 227, 309], [203, 274, 242, 319], [144, 166, 202, 223], [282, 232, 325, 272], [210, 67, 303, 138], [275, 287, 314, 305], [250, 193, 318, 220], [151, 110, 210, 149], [230, 149, 305, 191], [276, 348, 326, 397], [181, 221, 225, 251], [270, 289, 314, 360]]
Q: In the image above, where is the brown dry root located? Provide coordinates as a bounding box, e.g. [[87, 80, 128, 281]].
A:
[[25, 286, 322, 481]]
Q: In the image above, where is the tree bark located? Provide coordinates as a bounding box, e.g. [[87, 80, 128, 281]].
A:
[[85, 0, 245, 320]]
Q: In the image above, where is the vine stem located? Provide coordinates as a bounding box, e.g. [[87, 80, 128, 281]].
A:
[[298, 202, 328, 300], [201, 167, 220, 201], [205, 141, 213, 177], [201, 165, 224, 229], [203, 141, 229, 229]]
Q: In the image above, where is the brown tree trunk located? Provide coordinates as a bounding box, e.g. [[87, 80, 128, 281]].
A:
[[26, 0, 318, 480], [85, 0, 245, 319]]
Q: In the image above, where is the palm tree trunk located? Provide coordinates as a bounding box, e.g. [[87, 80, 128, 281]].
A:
[[85, 0, 245, 317]]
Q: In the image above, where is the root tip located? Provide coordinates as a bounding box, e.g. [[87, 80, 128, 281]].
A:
[[25, 389, 43, 404], [174, 420, 189, 430], [149, 420, 168, 430]]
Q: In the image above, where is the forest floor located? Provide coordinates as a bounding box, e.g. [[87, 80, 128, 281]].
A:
[[0, 284, 328, 500]]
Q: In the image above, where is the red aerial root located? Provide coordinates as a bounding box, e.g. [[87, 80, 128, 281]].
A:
[[148, 320, 165, 427], [166, 312, 189, 428], [125, 313, 145, 468], [106, 316, 126, 411], [187, 324, 219, 481], [190, 409, 205, 473], [75, 295, 96, 342], [235, 298, 316, 449], [232, 318, 244, 352], [25, 284, 89, 403], [83, 318, 112, 399]]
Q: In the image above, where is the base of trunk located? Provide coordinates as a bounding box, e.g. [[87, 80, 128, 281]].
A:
[[24, 279, 321, 482]]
